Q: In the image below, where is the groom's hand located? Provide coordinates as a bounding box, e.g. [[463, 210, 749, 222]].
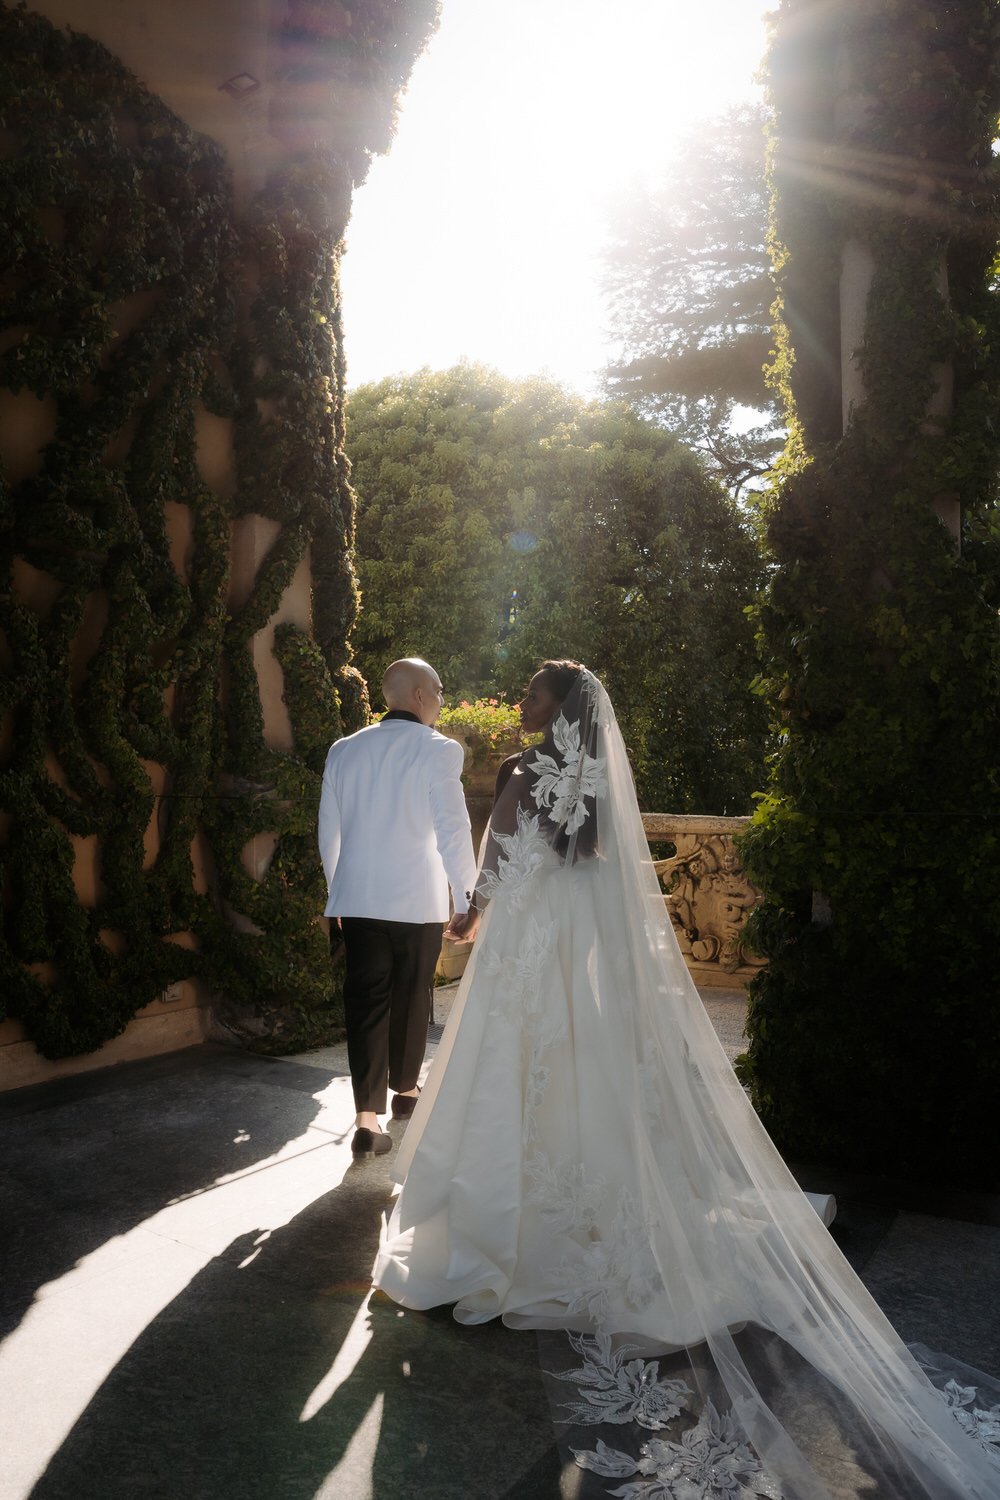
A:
[[446, 908, 480, 942]]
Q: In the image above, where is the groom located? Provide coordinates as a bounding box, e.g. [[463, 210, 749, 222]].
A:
[[318, 658, 479, 1158]]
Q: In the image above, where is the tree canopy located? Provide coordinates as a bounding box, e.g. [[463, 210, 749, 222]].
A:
[[347, 364, 768, 813], [602, 105, 782, 496]]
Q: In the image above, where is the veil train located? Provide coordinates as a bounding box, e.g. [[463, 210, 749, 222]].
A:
[[375, 669, 1000, 1498]]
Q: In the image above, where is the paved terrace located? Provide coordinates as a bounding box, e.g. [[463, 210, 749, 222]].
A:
[[1, 988, 999, 1499]]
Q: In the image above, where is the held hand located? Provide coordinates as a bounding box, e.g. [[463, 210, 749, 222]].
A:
[[445, 908, 480, 943]]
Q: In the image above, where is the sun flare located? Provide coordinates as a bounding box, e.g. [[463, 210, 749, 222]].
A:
[[342, 0, 770, 395]]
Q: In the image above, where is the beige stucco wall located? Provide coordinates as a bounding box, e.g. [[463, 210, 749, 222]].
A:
[[24, 0, 278, 198], [0, 984, 210, 1090]]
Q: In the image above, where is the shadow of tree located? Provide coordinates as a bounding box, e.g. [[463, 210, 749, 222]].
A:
[[28, 1156, 566, 1499], [0, 1047, 330, 1342]]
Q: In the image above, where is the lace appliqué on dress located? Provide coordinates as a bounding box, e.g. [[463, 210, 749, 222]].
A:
[[524, 1154, 605, 1233], [478, 806, 555, 910], [558, 1186, 664, 1326], [529, 712, 608, 834], [638, 1041, 670, 1130], [522, 1046, 552, 1146], [479, 910, 548, 1001], [478, 830, 569, 1051]]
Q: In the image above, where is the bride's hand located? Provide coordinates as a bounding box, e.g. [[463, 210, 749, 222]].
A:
[[446, 908, 480, 943]]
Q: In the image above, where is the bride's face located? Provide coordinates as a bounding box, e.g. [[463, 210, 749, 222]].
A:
[[517, 672, 562, 734]]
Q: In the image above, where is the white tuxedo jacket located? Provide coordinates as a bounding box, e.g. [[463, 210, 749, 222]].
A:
[[318, 716, 478, 924]]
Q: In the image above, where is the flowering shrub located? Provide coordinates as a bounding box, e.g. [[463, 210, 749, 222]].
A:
[[437, 698, 537, 763]]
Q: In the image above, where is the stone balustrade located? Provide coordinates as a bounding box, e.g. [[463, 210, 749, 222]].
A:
[[439, 792, 767, 989], [642, 814, 765, 989]]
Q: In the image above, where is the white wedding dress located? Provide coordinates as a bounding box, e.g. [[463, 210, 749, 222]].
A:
[[373, 671, 1000, 1499]]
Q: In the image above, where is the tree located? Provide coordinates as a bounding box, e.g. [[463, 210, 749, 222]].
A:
[[497, 405, 768, 812], [346, 365, 572, 695], [347, 365, 768, 812], [603, 105, 782, 497]]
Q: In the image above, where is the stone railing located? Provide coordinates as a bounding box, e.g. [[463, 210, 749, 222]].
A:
[[642, 815, 765, 990], [438, 771, 768, 989]]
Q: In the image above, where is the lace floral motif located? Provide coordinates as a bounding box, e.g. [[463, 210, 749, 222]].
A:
[[551, 1331, 692, 1429], [638, 1041, 668, 1129], [478, 806, 555, 910], [481, 912, 552, 1023], [942, 1379, 1000, 1464], [529, 712, 607, 835], [559, 1187, 663, 1326], [480, 906, 569, 1058], [524, 1154, 605, 1233], [523, 1047, 552, 1146], [572, 1401, 783, 1499]]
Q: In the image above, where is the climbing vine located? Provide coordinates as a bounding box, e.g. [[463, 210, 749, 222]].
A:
[[0, 2, 431, 1057], [739, 0, 1000, 1179]]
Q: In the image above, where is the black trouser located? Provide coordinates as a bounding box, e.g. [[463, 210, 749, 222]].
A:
[[340, 917, 443, 1113]]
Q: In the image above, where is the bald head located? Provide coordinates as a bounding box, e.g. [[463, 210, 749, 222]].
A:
[[382, 658, 444, 725]]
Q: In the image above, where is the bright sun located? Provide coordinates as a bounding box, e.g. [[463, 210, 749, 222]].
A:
[[341, 0, 770, 396]]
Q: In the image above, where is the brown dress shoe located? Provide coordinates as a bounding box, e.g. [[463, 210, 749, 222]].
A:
[[351, 1127, 392, 1157], [391, 1088, 421, 1120]]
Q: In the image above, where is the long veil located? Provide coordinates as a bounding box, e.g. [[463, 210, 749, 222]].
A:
[[379, 670, 1000, 1498]]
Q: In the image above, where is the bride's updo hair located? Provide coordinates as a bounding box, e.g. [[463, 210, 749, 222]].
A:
[[537, 659, 584, 702]]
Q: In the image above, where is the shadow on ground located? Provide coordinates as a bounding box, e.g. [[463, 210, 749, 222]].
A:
[[6, 1012, 1000, 1499], [0, 1048, 331, 1344], [26, 1161, 563, 1500], [2, 1045, 565, 1500]]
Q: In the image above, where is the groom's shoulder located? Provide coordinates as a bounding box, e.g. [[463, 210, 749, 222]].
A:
[[387, 724, 461, 762], [325, 722, 460, 759], [323, 721, 381, 763], [426, 729, 464, 772], [329, 722, 380, 748]]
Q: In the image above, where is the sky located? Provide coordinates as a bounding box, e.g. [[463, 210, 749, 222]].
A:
[[340, 0, 771, 398]]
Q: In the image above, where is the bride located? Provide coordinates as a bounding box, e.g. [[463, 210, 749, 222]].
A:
[[373, 662, 1000, 1499]]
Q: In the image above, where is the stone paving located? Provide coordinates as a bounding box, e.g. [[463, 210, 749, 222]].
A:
[[1, 987, 998, 1499]]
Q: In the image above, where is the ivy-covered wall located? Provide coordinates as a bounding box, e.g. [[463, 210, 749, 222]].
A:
[[740, 0, 1000, 1181], [0, 1, 435, 1061]]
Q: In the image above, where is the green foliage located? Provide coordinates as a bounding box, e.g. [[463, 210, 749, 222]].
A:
[[274, 625, 344, 776], [347, 364, 570, 694], [0, 3, 431, 1057], [739, 0, 1000, 1181], [348, 364, 768, 813], [499, 405, 769, 814], [602, 105, 783, 497]]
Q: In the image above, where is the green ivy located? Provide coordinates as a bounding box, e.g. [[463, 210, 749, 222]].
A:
[[739, 0, 1000, 1181], [0, 2, 432, 1058]]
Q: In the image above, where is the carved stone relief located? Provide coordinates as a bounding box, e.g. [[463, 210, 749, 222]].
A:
[[646, 819, 765, 989]]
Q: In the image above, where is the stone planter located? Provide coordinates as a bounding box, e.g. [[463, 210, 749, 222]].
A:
[[437, 932, 474, 982]]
